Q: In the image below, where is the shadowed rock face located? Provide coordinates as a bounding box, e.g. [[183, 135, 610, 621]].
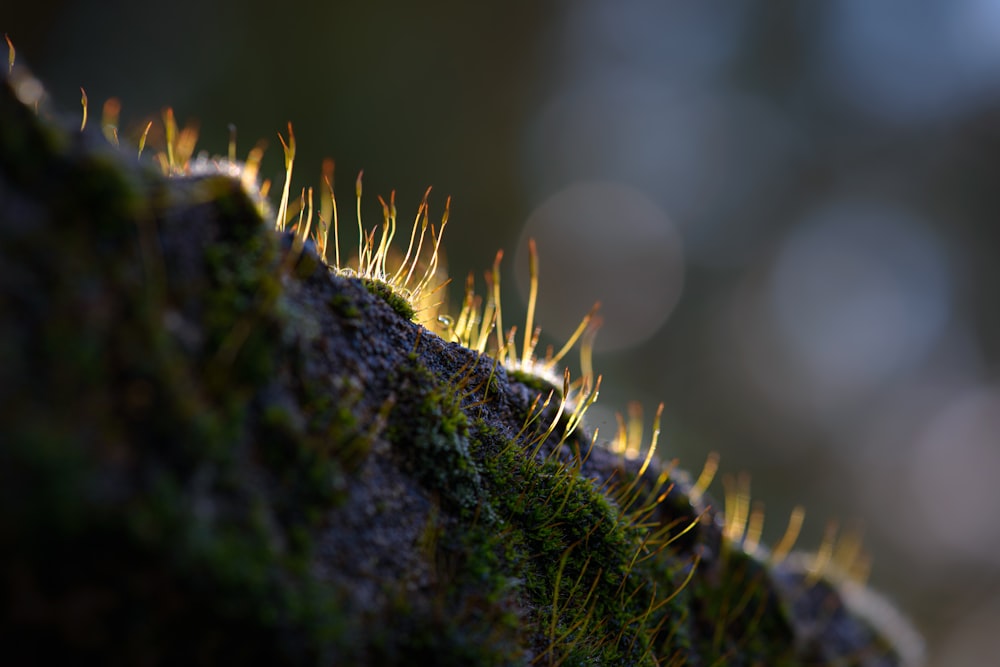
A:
[[0, 64, 921, 666]]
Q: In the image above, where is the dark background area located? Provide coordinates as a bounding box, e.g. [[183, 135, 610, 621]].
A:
[[6, 2, 1000, 664]]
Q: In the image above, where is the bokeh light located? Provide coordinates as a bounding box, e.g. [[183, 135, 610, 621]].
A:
[[515, 181, 683, 351], [817, 0, 1000, 123], [905, 387, 1000, 563], [765, 198, 952, 411]]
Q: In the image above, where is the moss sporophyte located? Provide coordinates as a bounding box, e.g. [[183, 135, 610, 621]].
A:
[[1, 38, 924, 666]]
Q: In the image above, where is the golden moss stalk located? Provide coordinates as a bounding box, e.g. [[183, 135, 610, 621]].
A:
[[79, 87, 87, 131]]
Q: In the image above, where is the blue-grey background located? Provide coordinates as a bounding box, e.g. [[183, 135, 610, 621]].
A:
[[7, 2, 1000, 664]]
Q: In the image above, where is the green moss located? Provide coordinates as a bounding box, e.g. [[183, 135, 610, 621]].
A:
[[386, 353, 487, 518], [362, 508, 527, 667], [329, 292, 362, 320], [509, 368, 561, 397], [689, 545, 797, 665], [466, 421, 684, 666], [365, 580, 522, 667], [361, 277, 416, 320], [381, 370, 686, 663]]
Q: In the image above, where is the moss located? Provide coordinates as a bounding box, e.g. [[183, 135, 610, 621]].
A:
[[688, 545, 797, 665], [466, 421, 683, 666], [509, 367, 561, 397], [365, 582, 522, 667], [329, 292, 362, 320], [360, 508, 527, 667], [385, 353, 487, 519], [361, 277, 417, 321]]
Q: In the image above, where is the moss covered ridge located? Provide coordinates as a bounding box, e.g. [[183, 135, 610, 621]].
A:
[[0, 64, 922, 666]]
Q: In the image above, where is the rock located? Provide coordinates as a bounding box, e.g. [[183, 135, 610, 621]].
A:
[[0, 63, 922, 666]]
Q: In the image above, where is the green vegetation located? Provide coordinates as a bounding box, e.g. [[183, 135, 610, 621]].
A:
[[361, 277, 418, 321], [509, 367, 563, 397], [385, 353, 485, 516], [0, 58, 921, 666]]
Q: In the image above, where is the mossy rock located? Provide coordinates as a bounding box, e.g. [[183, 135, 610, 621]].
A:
[[0, 65, 921, 666]]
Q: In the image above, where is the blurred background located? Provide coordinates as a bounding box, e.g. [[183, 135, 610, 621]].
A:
[[5, 1, 1000, 664]]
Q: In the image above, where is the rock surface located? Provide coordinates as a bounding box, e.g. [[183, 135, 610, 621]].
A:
[[0, 64, 921, 666]]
